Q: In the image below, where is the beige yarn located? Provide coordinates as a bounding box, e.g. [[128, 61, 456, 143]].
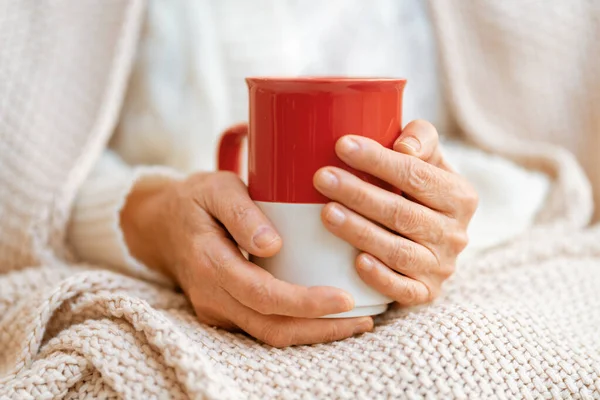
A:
[[1, 1, 600, 399]]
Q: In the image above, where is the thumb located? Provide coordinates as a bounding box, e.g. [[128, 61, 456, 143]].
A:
[[393, 119, 452, 171], [393, 119, 439, 159], [203, 172, 282, 257]]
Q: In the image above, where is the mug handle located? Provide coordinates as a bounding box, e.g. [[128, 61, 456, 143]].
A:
[[217, 123, 248, 174]]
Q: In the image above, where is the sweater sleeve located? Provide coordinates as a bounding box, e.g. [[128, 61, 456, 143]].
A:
[[68, 150, 184, 284]]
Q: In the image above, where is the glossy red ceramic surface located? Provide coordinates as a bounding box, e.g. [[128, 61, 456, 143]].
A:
[[218, 77, 406, 203]]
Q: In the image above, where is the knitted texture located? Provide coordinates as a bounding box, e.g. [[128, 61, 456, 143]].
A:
[[2, 0, 600, 399], [0, 0, 144, 271], [429, 0, 599, 224], [2, 230, 600, 399]]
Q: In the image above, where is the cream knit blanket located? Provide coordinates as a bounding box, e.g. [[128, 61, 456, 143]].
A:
[[1, 1, 599, 399]]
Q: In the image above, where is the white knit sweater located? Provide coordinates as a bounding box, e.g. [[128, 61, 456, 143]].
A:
[[68, 0, 550, 276]]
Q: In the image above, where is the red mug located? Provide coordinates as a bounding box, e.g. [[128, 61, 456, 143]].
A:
[[218, 77, 406, 317]]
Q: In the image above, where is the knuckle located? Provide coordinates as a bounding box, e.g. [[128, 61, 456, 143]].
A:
[[386, 241, 413, 271], [323, 204, 346, 228], [403, 207, 423, 231], [405, 207, 436, 242], [464, 190, 479, 214], [193, 246, 213, 272], [428, 217, 445, 246], [208, 171, 241, 194], [260, 323, 290, 348], [217, 170, 240, 183], [356, 223, 375, 245], [323, 323, 342, 343], [386, 201, 407, 233], [350, 185, 370, 207], [185, 172, 206, 194], [458, 183, 479, 215], [302, 296, 322, 316], [449, 230, 469, 253], [185, 172, 210, 187], [230, 202, 253, 226], [440, 263, 457, 280], [406, 161, 430, 192], [379, 272, 397, 293], [249, 280, 276, 315], [372, 147, 388, 170], [387, 201, 443, 246], [394, 156, 411, 187], [422, 253, 440, 276], [212, 249, 237, 277], [205, 172, 225, 191], [400, 281, 420, 305]]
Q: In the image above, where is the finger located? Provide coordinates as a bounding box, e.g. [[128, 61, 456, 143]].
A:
[[393, 120, 437, 160], [355, 253, 432, 306], [201, 172, 282, 257], [393, 120, 454, 172], [335, 135, 474, 215], [320, 202, 439, 280], [230, 301, 374, 347], [314, 166, 445, 247], [202, 234, 355, 318]]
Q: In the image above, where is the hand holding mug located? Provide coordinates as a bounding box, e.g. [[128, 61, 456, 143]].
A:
[[120, 171, 374, 348], [315, 120, 478, 305]]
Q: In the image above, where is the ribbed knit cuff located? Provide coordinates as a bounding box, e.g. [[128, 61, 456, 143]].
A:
[[68, 151, 184, 284]]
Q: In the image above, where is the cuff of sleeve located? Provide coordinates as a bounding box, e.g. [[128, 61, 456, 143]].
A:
[[68, 152, 184, 285]]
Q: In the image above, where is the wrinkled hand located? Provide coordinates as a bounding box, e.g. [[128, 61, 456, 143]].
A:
[[121, 172, 373, 347], [314, 120, 478, 305]]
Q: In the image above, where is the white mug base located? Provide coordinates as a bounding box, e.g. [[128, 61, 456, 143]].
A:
[[254, 202, 393, 318], [323, 304, 389, 319]]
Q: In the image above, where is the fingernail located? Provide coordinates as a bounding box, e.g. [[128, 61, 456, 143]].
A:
[[353, 318, 373, 335], [397, 136, 421, 153], [358, 254, 375, 272], [325, 205, 346, 226], [340, 137, 360, 154], [316, 169, 338, 190], [252, 226, 279, 249]]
